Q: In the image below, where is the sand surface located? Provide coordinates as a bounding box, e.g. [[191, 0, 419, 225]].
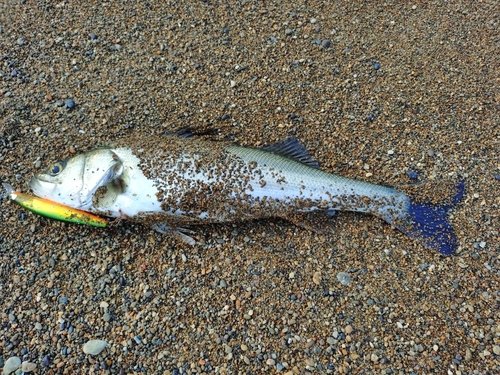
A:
[[0, 1, 499, 374]]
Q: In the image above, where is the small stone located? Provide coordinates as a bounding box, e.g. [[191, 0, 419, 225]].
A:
[[321, 39, 331, 48], [230, 80, 236, 88], [387, 149, 394, 155], [493, 345, 500, 355], [285, 28, 293, 36], [407, 170, 418, 179], [337, 272, 351, 286], [313, 271, 322, 285], [371, 353, 379, 362], [42, 356, 50, 367], [465, 348, 472, 361], [304, 358, 315, 367], [83, 340, 108, 355], [21, 361, 37, 372], [373, 62, 380, 70], [59, 296, 69, 304], [345, 325, 353, 334], [241, 344, 248, 351], [266, 358, 275, 366], [65, 98, 76, 109], [2, 357, 21, 374]]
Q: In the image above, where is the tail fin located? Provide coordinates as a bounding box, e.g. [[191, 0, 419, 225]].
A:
[[397, 181, 465, 255]]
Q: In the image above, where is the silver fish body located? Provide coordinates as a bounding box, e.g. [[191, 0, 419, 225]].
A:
[[29, 136, 463, 254]]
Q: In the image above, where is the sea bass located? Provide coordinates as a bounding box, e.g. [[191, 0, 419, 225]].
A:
[[29, 136, 463, 254]]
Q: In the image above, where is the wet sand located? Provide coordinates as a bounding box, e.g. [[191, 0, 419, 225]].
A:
[[0, 1, 499, 374]]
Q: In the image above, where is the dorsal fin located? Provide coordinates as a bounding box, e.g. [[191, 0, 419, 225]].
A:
[[261, 137, 320, 169]]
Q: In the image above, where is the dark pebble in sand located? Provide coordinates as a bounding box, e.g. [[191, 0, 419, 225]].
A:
[[59, 296, 69, 304], [65, 99, 75, 109], [374, 62, 381, 70], [321, 39, 331, 48], [494, 174, 500, 181], [42, 355, 50, 367], [407, 171, 418, 179]]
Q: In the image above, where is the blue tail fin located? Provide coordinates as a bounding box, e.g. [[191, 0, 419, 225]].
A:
[[399, 181, 465, 255]]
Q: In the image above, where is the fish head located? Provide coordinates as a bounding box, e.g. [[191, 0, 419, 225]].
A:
[[29, 148, 124, 209]]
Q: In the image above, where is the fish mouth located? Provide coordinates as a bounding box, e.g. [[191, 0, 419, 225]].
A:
[[29, 176, 57, 199]]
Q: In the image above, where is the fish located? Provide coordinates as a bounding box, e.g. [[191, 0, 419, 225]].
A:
[[2, 182, 107, 227], [28, 135, 464, 254]]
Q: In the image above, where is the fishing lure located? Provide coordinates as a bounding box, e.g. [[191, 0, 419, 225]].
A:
[[2, 183, 106, 227]]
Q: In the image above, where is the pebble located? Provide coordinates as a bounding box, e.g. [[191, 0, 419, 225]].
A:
[[493, 345, 500, 355], [305, 358, 315, 367], [285, 28, 293, 35], [83, 340, 108, 355], [41, 356, 50, 367], [65, 98, 76, 109], [407, 170, 418, 179], [21, 362, 37, 372], [321, 39, 331, 48], [337, 272, 351, 286], [2, 357, 21, 375], [312, 271, 322, 285], [59, 296, 69, 304], [465, 348, 472, 361]]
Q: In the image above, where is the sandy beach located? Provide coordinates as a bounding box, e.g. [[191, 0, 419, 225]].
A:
[[0, 1, 498, 374]]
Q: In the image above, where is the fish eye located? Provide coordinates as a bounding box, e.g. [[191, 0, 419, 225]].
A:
[[49, 162, 64, 175]]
